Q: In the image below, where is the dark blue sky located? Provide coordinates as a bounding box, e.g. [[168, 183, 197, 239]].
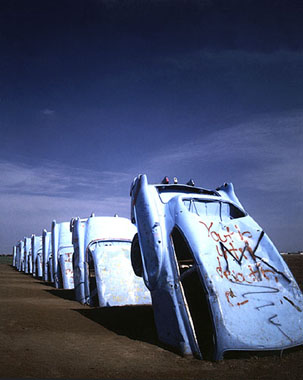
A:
[[0, 0, 302, 252]]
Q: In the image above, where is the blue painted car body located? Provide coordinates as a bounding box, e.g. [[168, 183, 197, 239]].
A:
[[31, 235, 42, 278], [70, 217, 87, 303], [15, 244, 20, 270], [42, 230, 53, 282], [130, 174, 303, 360], [24, 237, 32, 274], [15, 240, 24, 272], [52, 220, 74, 289], [14, 244, 19, 270], [72, 214, 151, 307], [12, 245, 17, 268], [16, 240, 25, 272]]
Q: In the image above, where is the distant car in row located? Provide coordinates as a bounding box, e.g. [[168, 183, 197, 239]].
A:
[[70, 214, 150, 307], [12, 214, 151, 310]]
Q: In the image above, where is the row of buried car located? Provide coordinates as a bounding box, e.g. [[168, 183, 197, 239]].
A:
[[11, 174, 303, 360]]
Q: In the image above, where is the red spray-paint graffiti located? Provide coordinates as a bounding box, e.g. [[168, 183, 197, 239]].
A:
[[199, 221, 278, 307]]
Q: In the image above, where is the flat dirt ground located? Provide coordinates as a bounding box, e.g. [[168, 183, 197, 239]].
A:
[[1, 255, 303, 380]]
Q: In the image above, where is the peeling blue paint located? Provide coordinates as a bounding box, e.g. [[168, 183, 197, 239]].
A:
[[14, 242, 22, 271], [70, 217, 88, 304], [52, 221, 74, 289], [12, 245, 17, 268], [42, 230, 53, 282], [31, 235, 42, 278], [16, 240, 25, 272], [71, 215, 151, 307], [24, 237, 32, 274]]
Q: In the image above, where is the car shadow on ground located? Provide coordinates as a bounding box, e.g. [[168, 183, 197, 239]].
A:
[[44, 285, 161, 348], [73, 305, 159, 346], [44, 288, 76, 301]]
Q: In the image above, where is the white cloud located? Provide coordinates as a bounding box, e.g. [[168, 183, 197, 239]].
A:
[[0, 110, 302, 252], [0, 191, 130, 253], [1, 111, 301, 199], [0, 160, 132, 199], [41, 109, 55, 115], [0, 160, 134, 252], [144, 111, 303, 192]]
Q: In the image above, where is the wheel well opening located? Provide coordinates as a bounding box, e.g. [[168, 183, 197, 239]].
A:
[[87, 250, 99, 307], [171, 226, 215, 360]]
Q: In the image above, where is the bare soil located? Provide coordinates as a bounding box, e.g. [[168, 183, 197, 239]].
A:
[[0, 255, 303, 380]]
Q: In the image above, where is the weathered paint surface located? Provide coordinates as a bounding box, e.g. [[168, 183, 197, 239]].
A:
[[72, 215, 151, 307], [12, 246, 17, 267], [15, 243, 22, 270], [15, 244, 19, 269], [31, 235, 42, 278], [52, 220, 74, 289], [70, 217, 87, 303], [24, 237, 32, 274], [130, 174, 303, 360], [15, 244, 20, 270], [42, 230, 53, 282], [91, 239, 151, 307], [16, 240, 25, 272]]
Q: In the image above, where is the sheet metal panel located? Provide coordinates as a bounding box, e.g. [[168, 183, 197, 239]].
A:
[[24, 237, 32, 274], [74, 215, 151, 307], [16, 240, 25, 272], [42, 230, 53, 282], [130, 174, 303, 360], [52, 220, 74, 289], [12, 245, 17, 267], [31, 235, 42, 278], [71, 217, 88, 304]]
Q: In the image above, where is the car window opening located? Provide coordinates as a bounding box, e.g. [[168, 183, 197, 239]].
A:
[[171, 227, 215, 360], [183, 199, 246, 220], [156, 184, 219, 196], [89, 240, 131, 252]]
